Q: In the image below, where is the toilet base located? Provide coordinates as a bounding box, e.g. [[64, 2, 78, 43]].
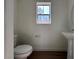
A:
[[15, 54, 28, 59], [15, 57, 27, 59], [15, 50, 32, 59]]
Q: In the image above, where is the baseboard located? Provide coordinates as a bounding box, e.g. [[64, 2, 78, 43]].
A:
[[32, 51, 67, 53], [33, 48, 67, 51]]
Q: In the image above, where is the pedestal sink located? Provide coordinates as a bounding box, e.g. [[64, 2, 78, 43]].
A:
[[62, 32, 74, 59]]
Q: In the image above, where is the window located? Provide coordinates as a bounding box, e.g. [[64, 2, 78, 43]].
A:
[[36, 2, 51, 24]]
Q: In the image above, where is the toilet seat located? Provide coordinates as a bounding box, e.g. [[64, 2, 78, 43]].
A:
[[14, 45, 32, 55]]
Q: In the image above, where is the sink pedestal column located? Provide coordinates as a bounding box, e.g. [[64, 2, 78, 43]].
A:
[[67, 39, 73, 59]]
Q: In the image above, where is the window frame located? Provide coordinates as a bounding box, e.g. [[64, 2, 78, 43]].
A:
[[36, 2, 51, 24]]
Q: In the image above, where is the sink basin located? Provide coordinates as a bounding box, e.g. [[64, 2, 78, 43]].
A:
[[62, 32, 74, 40]]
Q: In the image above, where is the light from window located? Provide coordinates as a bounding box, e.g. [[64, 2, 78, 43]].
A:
[[36, 2, 51, 24]]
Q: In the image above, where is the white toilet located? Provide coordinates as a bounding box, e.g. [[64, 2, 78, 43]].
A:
[[14, 35, 33, 59]]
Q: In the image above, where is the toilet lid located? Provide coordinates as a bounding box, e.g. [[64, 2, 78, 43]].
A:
[[14, 45, 32, 54]]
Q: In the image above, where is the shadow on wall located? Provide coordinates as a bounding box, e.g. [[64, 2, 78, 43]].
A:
[[16, 32, 33, 46]]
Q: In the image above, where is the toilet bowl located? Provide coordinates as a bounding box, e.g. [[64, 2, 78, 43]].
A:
[[14, 45, 33, 59]]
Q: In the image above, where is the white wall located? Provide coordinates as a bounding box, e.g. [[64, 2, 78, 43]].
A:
[[15, 0, 69, 51], [5, 0, 15, 59], [67, 0, 74, 31]]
